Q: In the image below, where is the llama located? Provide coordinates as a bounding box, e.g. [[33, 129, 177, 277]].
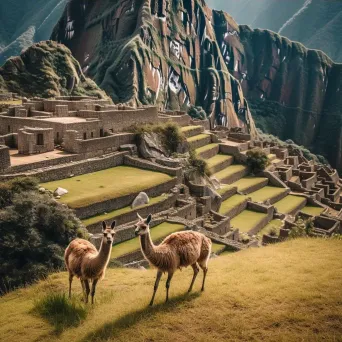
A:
[[64, 221, 116, 304], [135, 213, 212, 306]]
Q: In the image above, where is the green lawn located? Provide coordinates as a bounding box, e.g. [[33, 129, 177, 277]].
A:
[[217, 184, 236, 196], [206, 154, 233, 171], [180, 125, 201, 132], [82, 195, 168, 226], [300, 206, 324, 217], [186, 133, 210, 143], [195, 143, 219, 157], [274, 195, 307, 214], [214, 165, 247, 182], [111, 222, 185, 259], [219, 194, 247, 215], [212, 243, 226, 254], [42, 166, 173, 209], [258, 219, 283, 237], [231, 210, 268, 233], [249, 186, 287, 203], [230, 177, 268, 192]]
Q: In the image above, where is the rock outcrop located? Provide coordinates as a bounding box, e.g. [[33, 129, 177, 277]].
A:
[[0, 41, 108, 99], [51, 0, 257, 135]]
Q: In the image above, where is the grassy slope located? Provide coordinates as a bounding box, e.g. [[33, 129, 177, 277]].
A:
[[230, 177, 268, 192], [249, 186, 287, 203], [42, 166, 173, 209], [230, 210, 268, 233], [301, 206, 325, 217], [274, 195, 307, 214], [1, 239, 341, 341]]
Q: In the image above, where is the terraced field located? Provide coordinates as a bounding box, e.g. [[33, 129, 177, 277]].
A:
[[42, 166, 173, 209], [274, 195, 307, 214], [301, 206, 325, 216], [249, 186, 287, 203], [214, 164, 247, 183], [231, 210, 268, 233], [258, 219, 283, 237], [230, 177, 268, 192], [111, 222, 185, 259], [219, 194, 247, 215]]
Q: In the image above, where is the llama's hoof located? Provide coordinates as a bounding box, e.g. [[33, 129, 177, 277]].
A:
[[201, 288, 205, 292]]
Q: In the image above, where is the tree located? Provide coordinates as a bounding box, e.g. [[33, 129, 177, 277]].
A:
[[246, 148, 270, 174]]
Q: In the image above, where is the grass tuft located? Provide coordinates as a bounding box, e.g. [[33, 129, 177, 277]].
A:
[[33, 292, 88, 334]]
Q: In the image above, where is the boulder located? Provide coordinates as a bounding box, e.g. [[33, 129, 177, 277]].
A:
[[131, 192, 149, 209], [38, 187, 46, 193], [138, 132, 169, 159], [54, 187, 68, 197]]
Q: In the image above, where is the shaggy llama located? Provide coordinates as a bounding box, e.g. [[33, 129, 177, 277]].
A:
[[64, 221, 116, 304], [135, 213, 212, 306]]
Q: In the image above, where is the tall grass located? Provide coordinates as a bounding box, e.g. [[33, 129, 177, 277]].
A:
[[33, 292, 88, 334]]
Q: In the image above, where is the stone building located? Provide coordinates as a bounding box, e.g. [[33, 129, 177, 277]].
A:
[[18, 127, 54, 155]]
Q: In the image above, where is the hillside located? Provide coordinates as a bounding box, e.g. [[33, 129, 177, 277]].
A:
[[0, 238, 341, 341], [0, 41, 108, 99], [0, 0, 67, 66], [207, 0, 342, 62]]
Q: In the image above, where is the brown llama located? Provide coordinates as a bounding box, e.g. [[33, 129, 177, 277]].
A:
[[135, 213, 212, 306], [64, 221, 116, 304]]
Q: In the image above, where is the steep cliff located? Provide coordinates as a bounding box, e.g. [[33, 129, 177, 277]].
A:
[[51, 0, 256, 135], [208, 0, 342, 63], [0, 41, 108, 99], [0, 0, 67, 66]]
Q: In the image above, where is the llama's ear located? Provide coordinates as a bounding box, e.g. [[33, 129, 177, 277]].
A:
[[102, 221, 106, 231], [145, 214, 152, 225], [111, 221, 116, 229], [137, 213, 143, 221]]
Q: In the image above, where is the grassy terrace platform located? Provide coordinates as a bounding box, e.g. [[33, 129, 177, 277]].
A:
[[213, 164, 247, 182], [219, 194, 247, 215], [42, 166, 173, 209], [230, 177, 268, 192], [180, 125, 201, 133], [249, 186, 287, 203], [111, 222, 184, 259], [258, 219, 283, 237], [274, 195, 307, 214], [195, 143, 219, 157], [186, 133, 210, 143], [82, 195, 168, 226], [230, 210, 268, 233], [206, 154, 233, 170], [301, 206, 325, 216]]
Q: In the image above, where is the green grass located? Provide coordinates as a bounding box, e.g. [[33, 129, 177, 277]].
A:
[[0, 99, 22, 105], [195, 143, 219, 157], [258, 219, 283, 237], [217, 184, 236, 196], [206, 154, 233, 171], [249, 186, 287, 203], [219, 194, 247, 215], [230, 210, 268, 233], [1, 239, 342, 341], [186, 133, 210, 143], [211, 243, 226, 254], [111, 222, 184, 259], [42, 166, 173, 209], [230, 177, 268, 192], [300, 206, 325, 217], [33, 292, 88, 334], [180, 125, 202, 132], [274, 195, 307, 214], [82, 195, 168, 226], [214, 165, 247, 182]]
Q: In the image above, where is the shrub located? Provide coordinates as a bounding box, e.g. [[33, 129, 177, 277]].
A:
[[33, 292, 88, 334], [188, 105, 207, 120], [268, 227, 278, 237], [246, 148, 269, 174], [289, 218, 314, 239], [0, 178, 86, 294], [187, 149, 211, 177]]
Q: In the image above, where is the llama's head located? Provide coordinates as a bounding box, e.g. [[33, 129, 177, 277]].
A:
[[102, 221, 116, 244], [134, 213, 152, 236]]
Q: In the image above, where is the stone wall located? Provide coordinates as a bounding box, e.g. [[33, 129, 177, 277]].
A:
[[18, 127, 54, 155], [43, 99, 110, 112], [0, 145, 10, 171], [64, 132, 135, 157]]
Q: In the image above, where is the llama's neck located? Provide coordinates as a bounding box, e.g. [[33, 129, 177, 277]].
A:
[[92, 239, 112, 270], [140, 231, 157, 262]]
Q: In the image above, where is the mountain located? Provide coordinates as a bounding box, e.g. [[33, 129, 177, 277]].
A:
[[0, 41, 108, 99], [0, 0, 67, 66], [207, 0, 342, 63], [51, 0, 342, 171]]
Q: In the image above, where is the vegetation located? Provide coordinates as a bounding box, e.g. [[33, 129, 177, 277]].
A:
[[33, 292, 88, 334], [245, 148, 270, 174], [219, 194, 247, 215], [214, 164, 247, 181], [187, 105, 207, 120], [249, 186, 287, 203], [301, 206, 325, 217], [186, 149, 211, 177], [258, 219, 283, 238], [206, 154, 233, 173], [274, 195, 306, 214], [289, 218, 314, 238], [0, 177, 85, 294], [230, 210, 268, 233], [230, 177, 267, 192], [1, 239, 341, 341], [42, 166, 173, 209], [131, 122, 186, 154]]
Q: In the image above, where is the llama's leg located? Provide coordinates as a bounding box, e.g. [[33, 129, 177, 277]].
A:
[[84, 279, 90, 304], [199, 262, 208, 292], [150, 270, 162, 306], [188, 263, 199, 293], [80, 279, 86, 301], [90, 279, 99, 305], [68, 273, 74, 299], [165, 271, 174, 303]]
